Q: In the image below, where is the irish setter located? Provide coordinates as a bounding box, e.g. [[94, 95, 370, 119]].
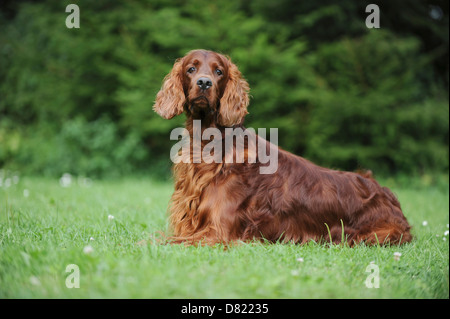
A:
[[153, 49, 412, 246]]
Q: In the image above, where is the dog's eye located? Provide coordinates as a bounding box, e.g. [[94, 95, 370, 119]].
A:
[[187, 67, 196, 74], [215, 69, 223, 76]]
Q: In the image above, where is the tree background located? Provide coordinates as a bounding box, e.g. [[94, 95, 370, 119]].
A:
[[0, 0, 448, 178]]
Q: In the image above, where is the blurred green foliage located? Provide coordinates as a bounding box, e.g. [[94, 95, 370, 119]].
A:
[[0, 0, 448, 177]]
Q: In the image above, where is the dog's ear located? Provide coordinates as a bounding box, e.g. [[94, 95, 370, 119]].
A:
[[217, 59, 249, 127], [153, 57, 185, 119]]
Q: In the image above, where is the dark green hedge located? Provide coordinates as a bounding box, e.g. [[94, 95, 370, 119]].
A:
[[0, 0, 448, 177]]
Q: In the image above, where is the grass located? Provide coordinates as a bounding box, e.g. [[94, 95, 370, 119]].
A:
[[0, 174, 448, 299]]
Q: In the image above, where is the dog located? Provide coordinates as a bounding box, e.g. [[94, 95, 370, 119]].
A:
[[153, 49, 412, 246]]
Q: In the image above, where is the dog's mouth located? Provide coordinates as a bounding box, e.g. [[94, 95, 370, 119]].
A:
[[188, 95, 218, 119], [191, 95, 210, 106], [189, 96, 214, 114]]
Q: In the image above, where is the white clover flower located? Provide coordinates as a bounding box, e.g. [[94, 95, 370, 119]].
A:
[[89, 237, 95, 241], [393, 252, 402, 261], [444, 230, 449, 236], [29, 276, 41, 286], [83, 245, 94, 254], [59, 173, 72, 188], [108, 215, 115, 221], [296, 257, 304, 263], [422, 221, 428, 226]]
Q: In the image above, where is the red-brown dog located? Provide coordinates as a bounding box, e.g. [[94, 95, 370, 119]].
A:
[[153, 49, 412, 246]]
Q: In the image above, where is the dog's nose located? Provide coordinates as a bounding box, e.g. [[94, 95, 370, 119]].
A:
[[197, 77, 213, 90]]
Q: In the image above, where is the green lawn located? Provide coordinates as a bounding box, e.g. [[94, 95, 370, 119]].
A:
[[0, 175, 448, 298]]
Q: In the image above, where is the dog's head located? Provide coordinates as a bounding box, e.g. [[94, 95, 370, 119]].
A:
[[153, 50, 249, 127]]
